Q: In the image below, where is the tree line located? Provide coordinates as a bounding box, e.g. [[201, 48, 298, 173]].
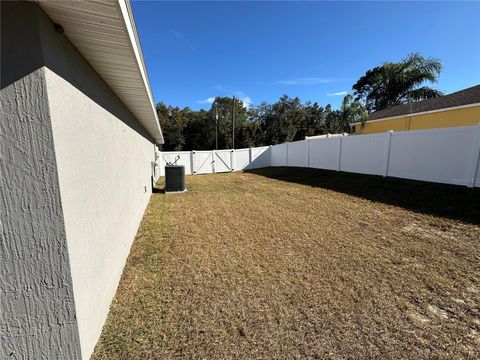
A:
[[158, 53, 443, 151]]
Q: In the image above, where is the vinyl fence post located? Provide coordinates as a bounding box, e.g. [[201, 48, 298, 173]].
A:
[[191, 151, 196, 174], [469, 123, 480, 188], [307, 138, 310, 168], [212, 149, 216, 173], [158, 151, 163, 176], [337, 136, 343, 172], [269, 145, 273, 167], [231, 149, 235, 171], [383, 130, 393, 177], [249, 147, 253, 169], [161, 151, 166, 177]]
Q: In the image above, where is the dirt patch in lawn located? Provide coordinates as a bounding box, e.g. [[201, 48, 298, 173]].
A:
[[92, 169, 480, 360]]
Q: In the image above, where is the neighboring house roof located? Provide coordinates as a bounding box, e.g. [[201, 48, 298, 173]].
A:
[[363, 84, 480, 123], [37, 0, 164, 144]]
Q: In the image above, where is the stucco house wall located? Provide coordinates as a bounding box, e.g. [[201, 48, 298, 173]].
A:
[[0, 67, 82, 360], [46, 66, 156, 359], [1, 2, 159, 359]]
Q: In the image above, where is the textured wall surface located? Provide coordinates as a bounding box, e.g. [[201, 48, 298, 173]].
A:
[[1, 2, 158, 359], [1, 2, 82, 358], [0, 69, 82, 359], [37, 1, 157, 358], [46, 66, 155, 359]]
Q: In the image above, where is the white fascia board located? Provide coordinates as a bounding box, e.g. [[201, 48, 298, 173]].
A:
[[37, 0, 164, 144], [117, 0, 163, 144]]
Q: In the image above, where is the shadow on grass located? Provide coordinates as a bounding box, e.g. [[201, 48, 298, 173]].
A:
[[152, 186, 165, 194], [247, 167, 480, 225]]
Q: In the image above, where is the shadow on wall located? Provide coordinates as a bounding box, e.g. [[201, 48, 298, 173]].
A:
[[247, 167, 480, 225]]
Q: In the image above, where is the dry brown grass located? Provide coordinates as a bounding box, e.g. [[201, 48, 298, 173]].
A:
[[92, 168, 480, 360]]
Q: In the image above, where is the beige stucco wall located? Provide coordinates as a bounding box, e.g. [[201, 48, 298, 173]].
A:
[[355, 117, 408, 134], [409, 106, 480, 130]]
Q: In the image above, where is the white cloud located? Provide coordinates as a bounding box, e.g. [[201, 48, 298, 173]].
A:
[[326, 91, 348, 96], [213, 85, 253, 108], [276, 77, 333, 85], [171, 30, 181, 39], [239, 96, 252, 108], [197, 97, 216, 104], [197, 95, 252, 109]]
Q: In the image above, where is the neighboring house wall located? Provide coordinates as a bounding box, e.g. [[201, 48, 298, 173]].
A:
[[1, 2, 158, 359], [355, 105, 480, 134], [355, 117, 408, 134]]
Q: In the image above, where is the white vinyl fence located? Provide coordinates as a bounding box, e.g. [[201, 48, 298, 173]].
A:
[[159, 124, 480, 188], [159, 146, 271, 176]]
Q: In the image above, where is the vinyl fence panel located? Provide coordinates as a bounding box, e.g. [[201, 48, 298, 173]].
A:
[[387, 126, 477, 186], [308, 137, 341, 171], [271, 143, 288, 167], [475, 155, 480, 187], [234, 148, 250, 170], [287, 140, 308, 167], [159, 151, 192, 176], [251, 146, 270, 169], [472, 125, 480, 188], [193, 151, 213, 174], [214, 150, 233, 173], [159, 146, 271, 176], [158, 125, 480, 188], [340, 133, 387, 176]]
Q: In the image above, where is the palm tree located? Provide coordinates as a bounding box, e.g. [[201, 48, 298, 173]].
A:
[[353, 53, 444, 113], [327, 95, 368, 133]]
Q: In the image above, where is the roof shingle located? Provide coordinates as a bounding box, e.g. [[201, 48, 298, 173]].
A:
[[368, 84, 480, 121]]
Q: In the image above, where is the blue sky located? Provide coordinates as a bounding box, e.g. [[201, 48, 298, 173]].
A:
[[132, 1, 480, 110]]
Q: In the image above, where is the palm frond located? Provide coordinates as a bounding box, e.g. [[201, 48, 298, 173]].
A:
[[407, 87, 444, 101]]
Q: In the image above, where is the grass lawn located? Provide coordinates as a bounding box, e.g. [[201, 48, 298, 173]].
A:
[[92, 168, 480, 359]]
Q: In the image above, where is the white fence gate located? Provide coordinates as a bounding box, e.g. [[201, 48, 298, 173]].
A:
[[160, 146, 271, 176], [214, 150, 234, 173], [158, 124, 480, 188], [192, 151, 212, 174]]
